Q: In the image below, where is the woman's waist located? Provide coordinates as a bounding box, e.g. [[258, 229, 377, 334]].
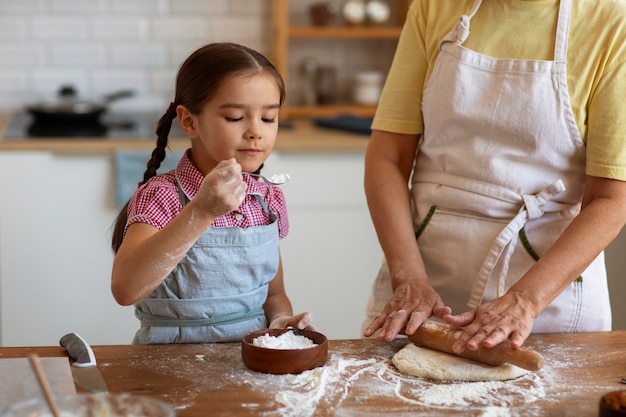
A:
[[411, 171, 582, 217]]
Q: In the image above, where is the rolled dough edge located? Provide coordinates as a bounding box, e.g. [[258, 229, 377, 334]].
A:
[[391, 344, 529, 382]]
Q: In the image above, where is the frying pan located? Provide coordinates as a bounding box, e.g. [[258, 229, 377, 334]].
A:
[[26, 85, 134, 124]]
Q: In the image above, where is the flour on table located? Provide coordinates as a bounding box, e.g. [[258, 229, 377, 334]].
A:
[[392, 344, 528, 382], [252, 331, 316, 349]]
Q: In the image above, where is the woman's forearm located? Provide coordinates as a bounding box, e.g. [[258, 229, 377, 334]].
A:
[[510, 176, 626, 314], [364, 130, 429, 286]]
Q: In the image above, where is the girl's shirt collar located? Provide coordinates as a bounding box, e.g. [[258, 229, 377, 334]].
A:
[[175, 149, 271, 201]]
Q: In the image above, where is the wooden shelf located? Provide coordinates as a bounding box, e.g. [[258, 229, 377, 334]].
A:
[[284, 104, 376, 118], [272, 0, 412, 120], [288, 26, 402, 39]]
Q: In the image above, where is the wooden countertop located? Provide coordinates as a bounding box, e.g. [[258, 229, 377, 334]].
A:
[[1, 332, 624, 417], [0, 113, 370, 154]]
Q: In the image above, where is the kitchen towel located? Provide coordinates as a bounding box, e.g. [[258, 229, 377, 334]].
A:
[[114, 150, 183, 207]]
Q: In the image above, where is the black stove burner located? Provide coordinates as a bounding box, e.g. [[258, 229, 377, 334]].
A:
[[3, 112, 183, 140], [27, 120, 111, 137]]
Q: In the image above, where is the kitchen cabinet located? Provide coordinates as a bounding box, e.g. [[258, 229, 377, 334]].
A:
[[0, 152, 137, 347], [0, 149, 382, 346], [271, 0, 412, 119], [1, 148, 625, 347], [265, 152, 384, 341]]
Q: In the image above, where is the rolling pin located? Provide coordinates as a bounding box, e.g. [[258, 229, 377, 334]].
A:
[[407, 320, 545, 371]]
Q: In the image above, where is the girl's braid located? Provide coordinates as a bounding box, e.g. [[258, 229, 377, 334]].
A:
[[142, 103, 177, 184]]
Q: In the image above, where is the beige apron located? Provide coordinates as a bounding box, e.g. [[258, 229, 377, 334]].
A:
[[365, 0, 612, 334]]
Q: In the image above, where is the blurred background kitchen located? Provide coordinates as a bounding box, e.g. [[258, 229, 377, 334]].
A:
[[0, 0, 623, 346]]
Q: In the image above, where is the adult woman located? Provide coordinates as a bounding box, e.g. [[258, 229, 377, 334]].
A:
[[363, 0, 626, 353]]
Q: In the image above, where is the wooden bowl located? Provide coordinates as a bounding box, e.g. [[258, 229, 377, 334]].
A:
[[600, 390, 626, 416], [241, 328, 328, 374]]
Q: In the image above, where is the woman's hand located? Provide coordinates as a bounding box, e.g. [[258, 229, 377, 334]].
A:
[[364, 281, 451, 341], [269, 312, 318, 331], [444, 290, 538, 352], [194, 158, 247, 218]]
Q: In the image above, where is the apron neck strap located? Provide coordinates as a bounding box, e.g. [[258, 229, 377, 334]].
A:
[[441, 0, 571, 62], [440, 0, 482, 46], [554, 0, 572, 63]]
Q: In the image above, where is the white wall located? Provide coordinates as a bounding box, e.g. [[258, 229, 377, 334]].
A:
[[604, 230, 626, 331], [0, 0, 272, 112], [268, 152, 384, 340], [0, 0, 398, 113], [0, 152, 137, 346]]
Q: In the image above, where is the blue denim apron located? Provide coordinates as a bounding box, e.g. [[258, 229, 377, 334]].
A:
[[132, 188, 279, 344]]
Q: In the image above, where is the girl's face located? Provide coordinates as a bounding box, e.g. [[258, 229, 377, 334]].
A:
[[180, 72, 281, 175]]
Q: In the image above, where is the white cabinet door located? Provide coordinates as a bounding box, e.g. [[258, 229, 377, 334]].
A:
[[266, 152, 384, 339], [0, 153, 137, 346]]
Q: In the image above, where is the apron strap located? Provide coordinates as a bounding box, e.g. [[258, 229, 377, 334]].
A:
[[554, 0, 572, 63], [135, 306, 264, 328], [467, 180, 566, 308], [249, 192, 278, 223], [415, 171, 571, 213], [440, 0, 482, 46], [440, 0, 571, 62]]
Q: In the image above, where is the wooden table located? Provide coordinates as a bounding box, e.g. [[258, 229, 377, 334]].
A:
[[1, 332, 624, 417]]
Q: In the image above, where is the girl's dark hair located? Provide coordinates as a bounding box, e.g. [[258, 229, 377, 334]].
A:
[[111, 42, 286, 252]]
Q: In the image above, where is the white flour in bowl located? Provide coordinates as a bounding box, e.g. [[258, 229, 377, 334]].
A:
[[252, 331, 317, 350]]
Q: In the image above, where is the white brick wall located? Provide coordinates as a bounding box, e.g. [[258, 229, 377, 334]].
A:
[[0, 0, 272, 112]]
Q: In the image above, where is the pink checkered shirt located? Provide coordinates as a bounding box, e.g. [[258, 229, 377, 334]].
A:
[[125, 150, 289, 238]]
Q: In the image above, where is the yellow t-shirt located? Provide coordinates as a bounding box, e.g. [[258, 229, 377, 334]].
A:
[[373, 0, 626, 180]]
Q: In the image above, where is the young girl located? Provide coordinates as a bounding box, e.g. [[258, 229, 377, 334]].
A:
[[110, 42, 314, 344]]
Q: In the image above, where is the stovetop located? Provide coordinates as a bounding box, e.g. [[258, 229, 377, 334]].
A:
[[2, 112, 184, 140]]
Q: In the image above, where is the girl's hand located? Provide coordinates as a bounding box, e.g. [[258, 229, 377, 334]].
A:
[[363, 281, 451, 341], [269, 312, 318, 332], [444, 291, 538, 352], [194, 159, 247, 218]]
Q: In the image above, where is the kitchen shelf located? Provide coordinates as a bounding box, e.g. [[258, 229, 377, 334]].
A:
[[287, 26, 402, 39], [272, 0, 412, 120], [286, 104, 377, 118]]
